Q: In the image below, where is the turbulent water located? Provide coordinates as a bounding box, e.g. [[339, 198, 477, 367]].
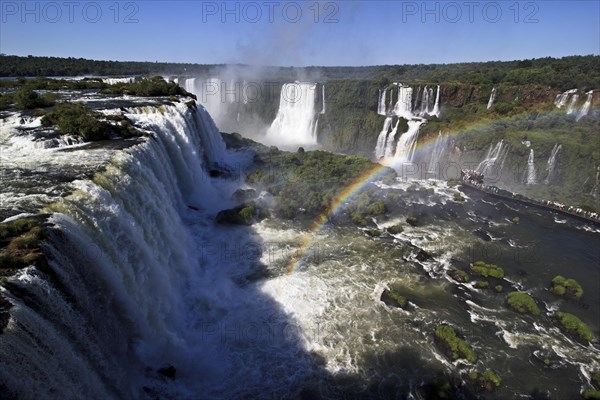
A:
[[1, 93, 599, 399]]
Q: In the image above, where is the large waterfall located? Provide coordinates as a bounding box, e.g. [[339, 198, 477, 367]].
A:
[[554, 89, 578, 108], [544, 144, 562, 184], [0, 102, 314, 399], [265, 82, 319, 146]]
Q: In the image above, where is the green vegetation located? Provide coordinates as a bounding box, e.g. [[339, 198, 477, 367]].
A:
[[478, 370, 502, 391], [41, 103, 141, 141], [507, 291, 541, 315], [555, 311, 594, 342], [380, 289, 408, 309], [453, 192, 465, 202], [582, 389, 600, 400], [475, 280, 489, 289], [386, 224, 404, 234], [365, 229, 382, 237], [101, 76, 194, 98], [551, 275, 584, 299], [246, 144, 395, 220], [434, 325, 477, 363], [593, 371, 600, 388], [406, 216, 418, 226], [495, 284, 504, 293], [215, 203, 266, 226], [14, 86, 55, 110], [511, 217, 520, 224], [449, 269, 470, 283], [0, 217, 46, 272], [470, 261, 504, 279]]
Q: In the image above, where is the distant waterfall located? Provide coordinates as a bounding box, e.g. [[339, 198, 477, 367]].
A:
[[554, 89, 578, 108], [487, 88, 497, 110], [576, 90, 593, 121], [566, 94, 579, 115], [431, 85, 441, 117], [375, 117, 393, 159], [391, 85, 414, 119], [420, 86, 430, 116], [524, 149, 537, 185], [385, 120, 401, 159], [476, 140, 508, 176], [377, 90, 387, 115], [591, 166, 600, 198], [393, 120, 423, 163], [266, 82, 318, 146], [321, 84, 326, 114], [428, 131, 448, 174], [544, 144, 562, 184]]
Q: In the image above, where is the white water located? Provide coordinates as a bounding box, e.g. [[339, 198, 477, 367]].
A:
[[476, 140, 508, 176], [566, 94, 579, 115], [321, 84, 326, 114], [525, 149, 537, 185], [102, 77, 135, 85], [427, 131, 448, 175], [392, 120, 423, 164], [431, 85, 440, 117], [544, 144, 562, 184], [487, 88, 497, 110], [385, 119, 401, 159], [591, 166, 600, 198], [554, 89, 577, 108], [377, 89, 387, 115], [265, 82, 318, 146], [576, 90, 593, 121], [375, 117, 393, 159], [420, 86, 430, 116]]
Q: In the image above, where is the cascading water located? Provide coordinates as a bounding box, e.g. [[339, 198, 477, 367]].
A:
[[265, 82, 318, 146], [576, 90, 593, 121], [420, 86, 430, 116], [487, 88, 497, 110], [321, 84, 326, 114], [476, 140, 508, 176], [591, 166, 600, 198], [391, 85, 414, 119], [544, 144, 562, 184], [427, 131, 448, 175], [375, 117, 393, 159], [566, 94, 579, 114], [524, 149, 537, 185], [377, 89, 387, 115], [554, 88, 577, 108], [384, 119, 401, 159], [431, 85, 440, 117], [392, 120, 423, 164]]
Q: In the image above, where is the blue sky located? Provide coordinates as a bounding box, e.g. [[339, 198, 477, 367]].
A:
[[1, 1, 599, 66]]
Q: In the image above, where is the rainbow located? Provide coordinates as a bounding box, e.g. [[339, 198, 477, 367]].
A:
[[283, 108, 574, 275]]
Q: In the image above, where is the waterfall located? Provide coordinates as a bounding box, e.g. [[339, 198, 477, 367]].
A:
[[554, 88, 577, 108], [476, 140, 508, 176], [524, 149, 537, 185], [321, 84, 326, 114], [391, 85, 414, 119], [544, 144, 562, 184], [576, 90, 593, 121], [377, 89, 387, 115], [428, 131, 448, 175], [266, 82, 318, 146], [392, 120, 423, 163], [384, 119, 401, 159], [566, 94, 579, 114], [487, 88, 497, 110], [0, 103, 228, 398], [431, 85, 441, 117], [375, 117, 393, 159], [420, 86, 430, 116], [591, 166, 600, 198]]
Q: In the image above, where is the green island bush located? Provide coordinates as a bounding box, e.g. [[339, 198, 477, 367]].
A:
[[14, 86, 55, 110], [475, 280, 489, 289], [380, 289, 408, 309], [511, 217, 520, 224], [365, 229, 382, 237], [495, 284, 504, 293], [555, 311, 594, 342], [551, 275, 583, 298], [582, 389, 600, 400], [406, 215, 418, 226], [101, 76, 194, 98], [449, 269, 470, 283], [470, 261, 504, 279], [434, 325, 477, 363], [507, 291, 541, 315], [593, 371, 600, 388], [453, 192, 465, 202], [386, 224, 404, 234], [479, 370, 502, 391], [41, 102, 141, 141]]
